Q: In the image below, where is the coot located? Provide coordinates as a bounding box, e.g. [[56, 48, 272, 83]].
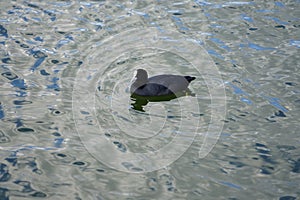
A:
[[130, 69, 196, 97]]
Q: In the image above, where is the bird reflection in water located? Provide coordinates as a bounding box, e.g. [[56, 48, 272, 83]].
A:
[[130, 89, 195, 112]]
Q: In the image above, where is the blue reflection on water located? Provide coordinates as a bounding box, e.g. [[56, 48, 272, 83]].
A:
[[14, 118, 23, 128], [240, 43, 276, 51], [227, 81, 288, 112], [241, 14, 254, 23], [172, 16, 189, 31], [265, 16, 289, 25], [210, 38, 231, 51], [255, 9, 273, 13], [47, 77, 60, 90], [262, 96, 289, 112], [30, 57, 46, 72], [11, 79, 27, 90], [290, 40, 300, 48], [207, 49, 225, 59], [219, 181, 243, 190], [0, 25, 8, 38], [54, 138, 64, 148], [274, 2, 285, 8], [0, 104, 4, 119], [227, 83, 249, 95], [240, 97, 252, 105]]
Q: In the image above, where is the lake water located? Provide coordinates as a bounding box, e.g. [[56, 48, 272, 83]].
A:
[[0, 1, 299, 199]]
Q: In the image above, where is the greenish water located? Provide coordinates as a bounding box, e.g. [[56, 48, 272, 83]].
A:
[[0, 1, 299, 199]]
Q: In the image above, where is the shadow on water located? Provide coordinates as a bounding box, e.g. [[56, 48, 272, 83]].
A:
[[130, 89, 195, 112]]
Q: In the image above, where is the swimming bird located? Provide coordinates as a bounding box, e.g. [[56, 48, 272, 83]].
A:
[[130, 69, 196, 97]]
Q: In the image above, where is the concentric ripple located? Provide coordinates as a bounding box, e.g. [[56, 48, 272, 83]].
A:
[[72, 27, 226, 173]]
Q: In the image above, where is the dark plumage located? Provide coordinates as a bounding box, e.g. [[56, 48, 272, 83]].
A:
[[130, 69, 196, 97]]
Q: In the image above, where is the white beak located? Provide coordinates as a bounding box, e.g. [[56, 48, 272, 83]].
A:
[[130, 70, 138, 84]]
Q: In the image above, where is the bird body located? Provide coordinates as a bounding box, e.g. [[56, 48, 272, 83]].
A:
[[130, 69, 195, 97]]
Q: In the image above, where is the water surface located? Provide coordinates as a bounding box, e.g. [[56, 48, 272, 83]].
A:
[[0, 1, 299, 199]]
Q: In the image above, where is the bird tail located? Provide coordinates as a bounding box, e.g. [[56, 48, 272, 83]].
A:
[[184, 76, 196, 83]]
